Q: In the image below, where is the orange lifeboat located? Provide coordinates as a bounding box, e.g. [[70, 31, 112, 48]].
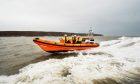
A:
[[33, 38, 99, 53]]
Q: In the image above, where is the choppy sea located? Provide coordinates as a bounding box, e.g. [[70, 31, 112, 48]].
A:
[[0, 36, 140, 84]]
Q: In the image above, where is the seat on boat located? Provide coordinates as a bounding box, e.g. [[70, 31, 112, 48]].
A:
[[59, 38, 65, 43]]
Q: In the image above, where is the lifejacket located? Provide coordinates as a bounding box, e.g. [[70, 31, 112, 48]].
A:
[[65, 36, 70, 43], [76, 37, 82, 43]]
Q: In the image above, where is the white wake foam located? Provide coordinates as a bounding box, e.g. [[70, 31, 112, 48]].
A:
[[0, 37, 140, 84]]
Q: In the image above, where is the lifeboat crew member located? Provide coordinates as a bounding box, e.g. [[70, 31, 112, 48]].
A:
[[76, 36, 81, 44], [64, 34, 70, 43], [72, 35, 77, 44]]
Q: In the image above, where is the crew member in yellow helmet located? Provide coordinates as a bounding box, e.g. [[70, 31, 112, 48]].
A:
[[64, 34, 70, 43], [76, 36, 82, 43]]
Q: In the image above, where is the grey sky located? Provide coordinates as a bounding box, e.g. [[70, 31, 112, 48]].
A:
[[0, 0, 140, 36]]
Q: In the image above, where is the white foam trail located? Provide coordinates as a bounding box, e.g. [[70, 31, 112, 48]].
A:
[[0, 37, 140, 84]]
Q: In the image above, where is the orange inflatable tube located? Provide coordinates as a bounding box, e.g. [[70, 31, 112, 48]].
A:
[[33, 38, 99, 52]]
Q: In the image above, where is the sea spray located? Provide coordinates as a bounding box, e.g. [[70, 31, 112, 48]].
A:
[[0, 37, 140, 84]]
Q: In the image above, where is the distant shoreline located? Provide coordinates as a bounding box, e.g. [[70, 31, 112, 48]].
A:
[[0, 31, 103, 37]]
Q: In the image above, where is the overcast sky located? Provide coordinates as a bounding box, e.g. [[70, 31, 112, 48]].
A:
[[0, 0, 140, 36]]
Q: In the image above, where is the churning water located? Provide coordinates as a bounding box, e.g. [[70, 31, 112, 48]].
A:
[[0, 36, 140, 84]]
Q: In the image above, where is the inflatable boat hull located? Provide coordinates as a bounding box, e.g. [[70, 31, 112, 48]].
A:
[[33, 38, 99, 52]]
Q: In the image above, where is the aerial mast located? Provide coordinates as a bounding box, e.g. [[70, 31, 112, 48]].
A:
[[88, 27, 94, 39]]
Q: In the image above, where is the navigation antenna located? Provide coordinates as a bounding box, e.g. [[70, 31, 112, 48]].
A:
[[88, 27, 94, 39]]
